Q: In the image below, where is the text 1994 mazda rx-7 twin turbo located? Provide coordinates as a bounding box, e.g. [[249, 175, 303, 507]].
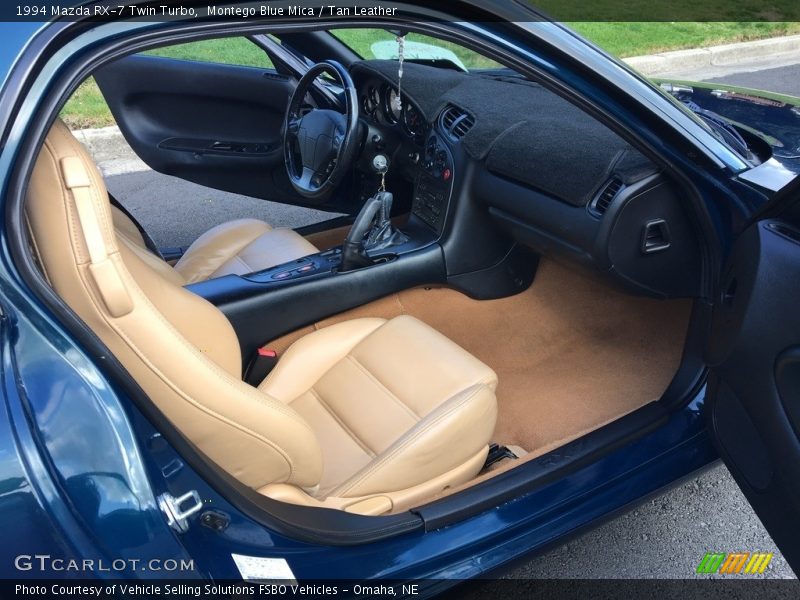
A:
[[0, 0, 799, 589]]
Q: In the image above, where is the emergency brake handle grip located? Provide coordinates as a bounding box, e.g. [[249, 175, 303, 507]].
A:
[[340, 196, 383, 272]]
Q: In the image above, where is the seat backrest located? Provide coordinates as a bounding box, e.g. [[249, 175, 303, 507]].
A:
[[24, 119, 322, 490], [110, 205, 187, 286]]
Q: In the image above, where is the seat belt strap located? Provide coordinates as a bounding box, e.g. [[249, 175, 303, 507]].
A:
[[61, 156, 134, 317]]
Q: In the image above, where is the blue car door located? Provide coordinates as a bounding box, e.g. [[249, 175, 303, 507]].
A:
[[705, 174, 800, 572]]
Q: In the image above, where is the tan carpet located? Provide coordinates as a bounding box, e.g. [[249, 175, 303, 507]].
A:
[[267, 258, 691, 457]]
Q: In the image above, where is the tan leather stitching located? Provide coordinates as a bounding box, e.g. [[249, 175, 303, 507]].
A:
[[41, 140, 86, 266], [259, 321, 382, 397], [77, 263, 302, 480], [24, 213, 51, 284], [345, 354, 421, 420], [309, 388, 377, 458], [332, 383, 488, 496], [231, 253, 254, 273], [176, 223, 269, 281], [53, 123, 117, 252]]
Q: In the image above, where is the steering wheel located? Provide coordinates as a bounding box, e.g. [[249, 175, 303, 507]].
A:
[[283, 61, 359, 200]]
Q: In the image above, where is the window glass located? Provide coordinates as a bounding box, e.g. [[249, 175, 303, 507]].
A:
[[332, 28, 503, 70], [144, 38, 274, 68]]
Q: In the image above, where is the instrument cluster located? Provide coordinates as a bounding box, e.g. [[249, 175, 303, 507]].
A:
[[361, 82, 427, 143]]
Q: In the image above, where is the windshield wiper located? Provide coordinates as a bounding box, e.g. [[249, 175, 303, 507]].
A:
[[682, 100, 752, 161]]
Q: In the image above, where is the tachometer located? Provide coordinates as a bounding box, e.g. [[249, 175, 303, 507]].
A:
[[404, 102, 426, 138], [383, 86, 402, 123]]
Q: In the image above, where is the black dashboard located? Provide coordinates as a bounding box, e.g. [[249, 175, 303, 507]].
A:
[[348, 60, 702, 299]]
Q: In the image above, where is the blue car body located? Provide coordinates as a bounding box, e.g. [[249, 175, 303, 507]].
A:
[[0, 1, 797, 589]]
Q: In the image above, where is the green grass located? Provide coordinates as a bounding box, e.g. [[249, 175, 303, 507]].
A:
[[60, 23, 800, 129], [569, 22, 800, 57], [61, 79, 117, 129], [142, 37, 274, 67], [534, 0, 800, 22]]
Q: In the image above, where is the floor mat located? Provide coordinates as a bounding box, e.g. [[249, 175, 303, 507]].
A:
[[267, 258, 692, 455]]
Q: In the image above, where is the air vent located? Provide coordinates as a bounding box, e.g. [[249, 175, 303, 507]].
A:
[[589, 177, 624, 217], [641, 219, 671, 254], [440, 105, 475, 141]]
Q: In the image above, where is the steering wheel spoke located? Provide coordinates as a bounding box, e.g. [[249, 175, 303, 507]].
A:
[[298, 167, 316, 190], [283, 61, 359, 199], [286, 115, 301, 137]]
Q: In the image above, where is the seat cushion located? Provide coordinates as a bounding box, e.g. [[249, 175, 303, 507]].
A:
[[259, 315, 498, 498], [174, 219, 319, 284]]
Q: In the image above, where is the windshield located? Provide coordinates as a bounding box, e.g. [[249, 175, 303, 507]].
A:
[[331, 28, 504, 71]]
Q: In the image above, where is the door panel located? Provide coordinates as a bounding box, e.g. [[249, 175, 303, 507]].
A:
[[706, 181, 800, 571], [95, 54, 344, 211]]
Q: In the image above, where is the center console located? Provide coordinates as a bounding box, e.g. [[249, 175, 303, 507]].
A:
[[186, 240, 446, 361], [412, 134, 454, 234], [186, 134, 459, 360], [242, 247, 343, 284]]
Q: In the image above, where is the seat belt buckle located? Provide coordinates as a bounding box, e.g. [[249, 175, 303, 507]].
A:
[[244, 347, 279, 386]]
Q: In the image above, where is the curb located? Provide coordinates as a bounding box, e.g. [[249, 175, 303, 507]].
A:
[[72, 125, 149, 175], [623, 34, 800, 77]]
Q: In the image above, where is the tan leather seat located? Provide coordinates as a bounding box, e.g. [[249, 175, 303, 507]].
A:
[[24, 119, 498, 514], [110, 193, 318, 285]]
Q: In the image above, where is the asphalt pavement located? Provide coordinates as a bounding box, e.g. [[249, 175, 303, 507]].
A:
[[99, 56, 800, 580], [105, 169, 336, 248], [707, 63, 800, 97]]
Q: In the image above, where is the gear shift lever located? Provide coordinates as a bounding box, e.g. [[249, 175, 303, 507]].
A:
[[340, 195, 383, 272], [366, 154, 407, 251], [339, 155, 408, 272], [365, 190, 407, 250]]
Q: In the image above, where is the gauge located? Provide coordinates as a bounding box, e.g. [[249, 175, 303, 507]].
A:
[[403, 102, 426, 138], [383, 86, 402, 123], [362, 86, 379, 116]]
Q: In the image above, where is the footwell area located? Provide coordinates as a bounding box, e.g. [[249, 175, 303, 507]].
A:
[[269, 259, 692, 459]]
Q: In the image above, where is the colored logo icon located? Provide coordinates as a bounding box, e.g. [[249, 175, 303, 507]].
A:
[[696, 552, 773, 574]]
